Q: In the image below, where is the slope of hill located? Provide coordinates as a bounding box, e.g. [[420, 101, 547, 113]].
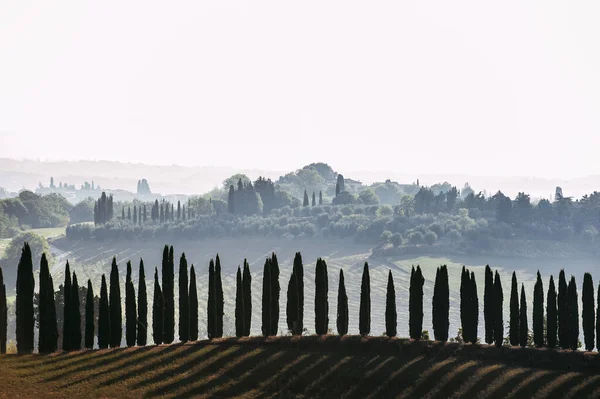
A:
[[1, 336, 599, 398]]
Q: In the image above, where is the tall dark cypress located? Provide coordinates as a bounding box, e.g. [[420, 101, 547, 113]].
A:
[[0, 267, 6, 354], [62, 261, 72, 351], [547, 276, 557, 349], [85, 280, 94, 349], [533, 271, 544, 347], [519, 284, 528, 347], [558, 269, 568, 348], [385, 270, 397, 337], [303, 190, 309, 207], [189, 265, 198, 341], [582, 273, 595, 351], [152, 268, 164, 345], [409, 266, 425, 340], [509, 272, 519, 346], [336, 269, 348, 336], [178, 253, 189, 343], [270, 253, 280, 336], [39, 253, 58, 353], [314, 258, 329, 335], [163, 246, 175, 344], [242, 260, 252, 336], [567, 276, 579, 350], [235, 267, 244, 337], [109, 257, 122, 348], [432, 265, 449, 342], [261, 257, 271, 337], [319, 191, 323, 205], [286, 270, 298, 334], [215, 254, 224, 338], [359, 262, 371, 336], [137, 259, 147, 346], [312, 192, 316, 206], [71, 272, 82, 350], [493, 271, 503, 347], [597, 283, 600, 352], [484, 265, 494, 344], [228, 185, 235, 214], [125, 261, 137, 347], [98, 274, 110, 349], [469, 271, 479, 344], [207, 259, 216, 339], [460, 266, 470, 343], [293, 253, 303, 334]]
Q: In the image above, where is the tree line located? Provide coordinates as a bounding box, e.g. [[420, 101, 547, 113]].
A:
[[3, 242, 598, 354]]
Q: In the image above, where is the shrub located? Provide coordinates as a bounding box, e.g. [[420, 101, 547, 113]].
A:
[[424, 231, 438, 245]]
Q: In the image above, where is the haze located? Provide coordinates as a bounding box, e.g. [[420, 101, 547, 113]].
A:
[[1, 1, 600, 179]]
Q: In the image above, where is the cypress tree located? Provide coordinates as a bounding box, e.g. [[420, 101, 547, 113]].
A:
[[469, 271, 479, 344], [189, 265, 198, 341], [432, 265, 449, 342], [319, 191, 323, 205], [0, 267, 6, 354], [533, 271, 544, 347], [235, 266, 244, 337], [109, 257, 122, 348], [519, 284, 528, 347], [484, 265, 494, 345], [270, 253, 280, 336], [314, 258, 329, 335], [62, 261, 72, 351], [582, 273, 595, 351], [409, 266, 425, 340], [98, 274, 109, 349], [312, 192, 316, 206], [228, 185, 235, 214], [558, 269, 568, 348], [597, 283, 600, 352], [177, 200, 181, 220], [125, 261, 137, 347], [493, 271, 503, 347], [460, 266, 470, 343], [207, 259, 216, 339], [122, 207, 126, 220], [133, 205, 137, 223], [162, 246, 175, 344], [85, 279, 94, 349], [127, 207, 131, 220], [261, 257, 271, 336], [336, 269, 348, 336], [286, 269, 298, 334], [567, 276, 579, 350], [71, 272, 82, 350], [152, 268, 163, 345], [303, 190, 309, 207], [547, 275, 557, 349], [509, 272, 519, 346], [215, 254, 224, 338], [359, 262, 371, 336], [178, 253, 189, 343], [171, 204, 175, 221], [137, 259, 147, 346], [292, 253, 303, 335], [385, 270, 397, 337], [242, 260, 252, 336], [39, 253, 58, 353]]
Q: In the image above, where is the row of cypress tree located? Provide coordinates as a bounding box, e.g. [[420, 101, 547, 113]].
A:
[[8, 243, 600, 354]]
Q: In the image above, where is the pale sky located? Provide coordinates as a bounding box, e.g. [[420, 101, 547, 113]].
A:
[[1, 1, 599, 179]]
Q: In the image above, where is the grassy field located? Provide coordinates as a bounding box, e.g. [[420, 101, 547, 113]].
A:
[[1, 336, 599, 398]]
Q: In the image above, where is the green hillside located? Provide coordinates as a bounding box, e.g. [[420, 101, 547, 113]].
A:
[[1, 336, 599, 398]]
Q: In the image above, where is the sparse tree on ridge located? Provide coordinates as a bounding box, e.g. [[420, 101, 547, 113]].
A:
[[98, 274, 110, 349], [71, 272, 82, 350], [109, 257, 122, 348], [432, 265, 449, 342], [409, 266, 425, 340], [567, 276, 579, 350], [235, 266, 244, 338], [125, 261, 137, 347], [509, 272, 519, 346], [270, 253, 280, 336], [314, 258, 329, 335], [137, 259, 148, 346], [547, 276, 557, 349], [582, 272, 595, 351], [261, 257, 272, 337], [62, 261, 72, 351], [558, 269, 568, 348], [162, 246, 175, 344], [243, 260, 252, 336], [533, 271, 544, 347], [484, 265, 494, 344], [85, 279, 94, 349], [152, 268, 164, 345], [494, 271, 503, 347], [215, 255, 224, 338], [178, 253, 190, 343], [208, 259, 216, 339]]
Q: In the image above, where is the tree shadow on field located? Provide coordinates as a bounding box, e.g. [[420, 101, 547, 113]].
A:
[[12, 351, 82, 370], [573, 375, 600, 398], [407, 358, 460, 398], [152, 346, 277, 398], [99, 343, 217, 388], [183, 348, 303, 398], [429, 360, 480, 398], [259, 352, 321, 397], [41, 346, 147, 383], [376, 355, 438, 398], [61, 344, 182, 389], [459, 364, 507, 398], [540, 373, 588, 398], [483, 368, 538, 398], [512, 370, 568, 398]]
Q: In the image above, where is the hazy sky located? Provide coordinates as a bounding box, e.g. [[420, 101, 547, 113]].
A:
[[1, 1, 599, 179]]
